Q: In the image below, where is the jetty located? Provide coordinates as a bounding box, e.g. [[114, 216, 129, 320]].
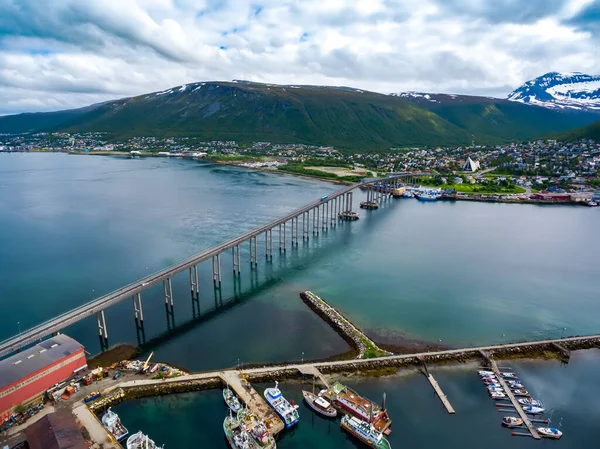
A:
[[419, 357, 455, 414], [300, 291, 391, 358]]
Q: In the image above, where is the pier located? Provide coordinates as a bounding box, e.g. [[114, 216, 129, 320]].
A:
[[426, 374, 455, 414], [0, 173, 421, 359]]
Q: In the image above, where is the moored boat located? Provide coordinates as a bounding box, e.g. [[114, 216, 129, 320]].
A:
[[101, 408, 128, 442], [522, 405, 545, 415], [517, 398, 543, 407], [223, 413, 251, 449], [321, 382, 392, 434], [416, 193, 439, 201], [223, 387, 242, 413], [478, 370, 494, 377], [489, 391, 506, 399], [512, 389, 529, 397], [588, 201, 598, 207], [341, 415, 391, 449], [264, 382, 299, 428], [537, 427, 563, 439], [302, 390, 337, 418], [502, 416, 523, 428], [507, 380, 524, 389], [237, 408, 276, 449], [126, 431, 163, 449], [501, 372, 518, 379]]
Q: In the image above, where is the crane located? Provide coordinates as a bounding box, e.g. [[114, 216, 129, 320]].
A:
[[140, 351, 154, 373]]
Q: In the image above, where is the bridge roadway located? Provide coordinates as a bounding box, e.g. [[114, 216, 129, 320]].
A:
[[0, 174, 415, 359]]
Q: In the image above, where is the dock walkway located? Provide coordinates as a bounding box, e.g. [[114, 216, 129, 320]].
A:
[[487, 358, 540, 440], [426, 374, 455, 414], [220, 371, 284, 435], [297, 365, 329, 388]]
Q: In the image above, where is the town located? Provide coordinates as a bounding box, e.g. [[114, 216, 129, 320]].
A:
[[2, 132, 599, 202]]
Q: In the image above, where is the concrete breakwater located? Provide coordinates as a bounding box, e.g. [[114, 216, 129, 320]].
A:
[[300, 291, 391, 358]]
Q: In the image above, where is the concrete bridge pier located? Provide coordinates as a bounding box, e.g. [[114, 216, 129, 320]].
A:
[[96, 310, 108, 341], [321, 202, 326, 230], [163, 278, 174, 306], [303, 212, 309, 241], [132, 293, 144, 321], [283, 221, 287, 252], [249, 236, 258, 267], [189, 266, 198, 296]]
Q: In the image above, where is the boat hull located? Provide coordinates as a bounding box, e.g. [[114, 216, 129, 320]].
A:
[[341, 420, 390, 449]]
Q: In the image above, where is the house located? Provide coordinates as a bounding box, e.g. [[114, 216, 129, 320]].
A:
[[453, 177, 463, 185], [25, 410, 87, 449]]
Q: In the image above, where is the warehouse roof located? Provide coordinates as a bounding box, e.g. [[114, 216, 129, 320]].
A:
[[26, 410, 87, 449], [0, 334, 84, 391]]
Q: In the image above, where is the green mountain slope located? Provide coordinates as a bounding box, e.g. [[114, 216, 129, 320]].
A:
[[394, 92, 598, 143], [552, 119, 600, 141], [0, 81, 596, 149]]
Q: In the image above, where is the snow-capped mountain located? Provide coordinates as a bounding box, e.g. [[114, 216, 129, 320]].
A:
[[507, 72, 600, 111]]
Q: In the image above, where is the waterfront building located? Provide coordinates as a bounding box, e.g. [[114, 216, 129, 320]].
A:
[[25, 410, 87, 449], [0, 334, 86, 414], [462, 157, 480, 172]]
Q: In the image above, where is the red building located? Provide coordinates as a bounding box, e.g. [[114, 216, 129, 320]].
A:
[[0, 334, 86, 414], [530, 193, 571, 201]]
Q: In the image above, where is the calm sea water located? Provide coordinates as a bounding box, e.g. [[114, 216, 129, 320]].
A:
[[114, 350, 600, 449], [2, 153, 599, 447]]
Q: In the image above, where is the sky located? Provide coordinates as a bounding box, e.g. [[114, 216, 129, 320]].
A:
[[0, 0, 599, 115]]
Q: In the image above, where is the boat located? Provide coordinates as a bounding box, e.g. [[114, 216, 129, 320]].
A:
[[512, 389, 529, 397], [237, 408, 276, 449], [502, 416, 523, 428], [507, 380, 525, 389], [223, 413, 252, 449], [487, 385, 504, 391], [341, 415, 391, 449], [402, 191, 414, 198], [302, 390, 337, 418], [223, 387, 242, 413], [264, 382, 299, 428], [537, 427, 563, 439], [84, 391, 101, 403], [101, 408, 129, 442], [588, 201, 598, 207], [518, 398, 543, 407], [522, 405, 545, 415], [501, 372, 518, 379], [478, 370, 494, 377], [126, 431, 163, 449], [416, 193, 439, 201], [321, 382, 392, 434], [489, 391, 506, 399]]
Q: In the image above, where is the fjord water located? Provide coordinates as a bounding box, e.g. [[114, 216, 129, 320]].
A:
[[1, 153, 600, 368]]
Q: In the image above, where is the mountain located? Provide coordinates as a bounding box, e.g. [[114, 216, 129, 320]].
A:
[[392, 92, 597, 143], [552, 119, 600, 141], [507, 72, 600, 111], [0, 80, 597, 149]]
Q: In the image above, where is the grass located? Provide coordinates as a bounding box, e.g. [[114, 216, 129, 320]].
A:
[[441, 183, 526, 194]]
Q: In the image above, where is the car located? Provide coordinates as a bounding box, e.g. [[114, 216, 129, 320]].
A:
[[113, 371, 122, 380]]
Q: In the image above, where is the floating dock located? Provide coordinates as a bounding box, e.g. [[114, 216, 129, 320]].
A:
[[220, 371, 284, 435], [426, 374, 455, 414]]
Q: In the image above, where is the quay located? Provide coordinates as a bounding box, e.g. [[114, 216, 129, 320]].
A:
[[0, 173, 420, 359], [426, 374, 455, 414]]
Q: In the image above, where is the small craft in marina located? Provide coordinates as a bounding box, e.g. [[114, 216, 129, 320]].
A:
[[537, 427, 563, 439], [502, 416, 523, 428], [522, 405, 545, 415], [518, 398, 543, 407], [489, 391, 506, 399], [512, 389, 529, 397], [302, 391, 337, 418], [223, 387, 242, 413]]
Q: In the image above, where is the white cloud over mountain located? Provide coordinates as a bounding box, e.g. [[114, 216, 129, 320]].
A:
[[0, 0, 598, 114]]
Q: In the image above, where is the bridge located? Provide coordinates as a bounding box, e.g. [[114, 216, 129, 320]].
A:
[[0, 172, 425, 359]]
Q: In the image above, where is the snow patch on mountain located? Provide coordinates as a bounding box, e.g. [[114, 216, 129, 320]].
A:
[[508, 72, 600, 111]]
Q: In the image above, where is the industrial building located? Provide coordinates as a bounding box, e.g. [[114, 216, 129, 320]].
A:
[[25, 410, 87, 449], [0, 335, 86, 414]]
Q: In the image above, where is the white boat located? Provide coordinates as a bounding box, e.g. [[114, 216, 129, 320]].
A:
[[522, 405, 545, 415], [264, 382, 299, 428], [302, 390, 337, 418], [489, 391, 506, 399], [507, 380, 524, 389], [126, 431, 163, 449], [518, 398, 543, 407], [223, 413, 252, 449], [237, 408, 276, 449], [512, 389, 529, 397], [340, 415, 391, 449], [537, 427, 563, 439], [502, 416, 523, 428], [223, 387, 242, 413], [101, 408, 128, 442], [478, 370, 494, 377], [501, 372, 518, 379], [487, 385, 504, 392]]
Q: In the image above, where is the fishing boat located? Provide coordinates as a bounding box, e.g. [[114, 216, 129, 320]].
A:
[[223, 387, 242, 413], [517, 398, 543, 407], [522, 405, 545, 415], [84, 391, 101, 403], [101, 408, 128, 442], [302, 391, 337, 418], [223, 413, 252, 449], [512, 389, 529, 397], [416, 193, 439, 201], [264, 382, 299, 428], [237, 408, 276, 449], [537, 427, 563, 439], [489, 391, 506, 399], [502, 416, 523, 428], [126, 431, 164, 449], [341, 415, 391, 449], [321, 382, 392, 434]]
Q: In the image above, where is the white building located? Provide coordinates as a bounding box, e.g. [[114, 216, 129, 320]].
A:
[[462, 157, 480, 172]]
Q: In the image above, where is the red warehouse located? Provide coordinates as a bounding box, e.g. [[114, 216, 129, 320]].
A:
[[0, 334, 87, 414]]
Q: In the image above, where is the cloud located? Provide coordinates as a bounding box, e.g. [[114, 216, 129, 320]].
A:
[[0, 0, 599, 115]]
